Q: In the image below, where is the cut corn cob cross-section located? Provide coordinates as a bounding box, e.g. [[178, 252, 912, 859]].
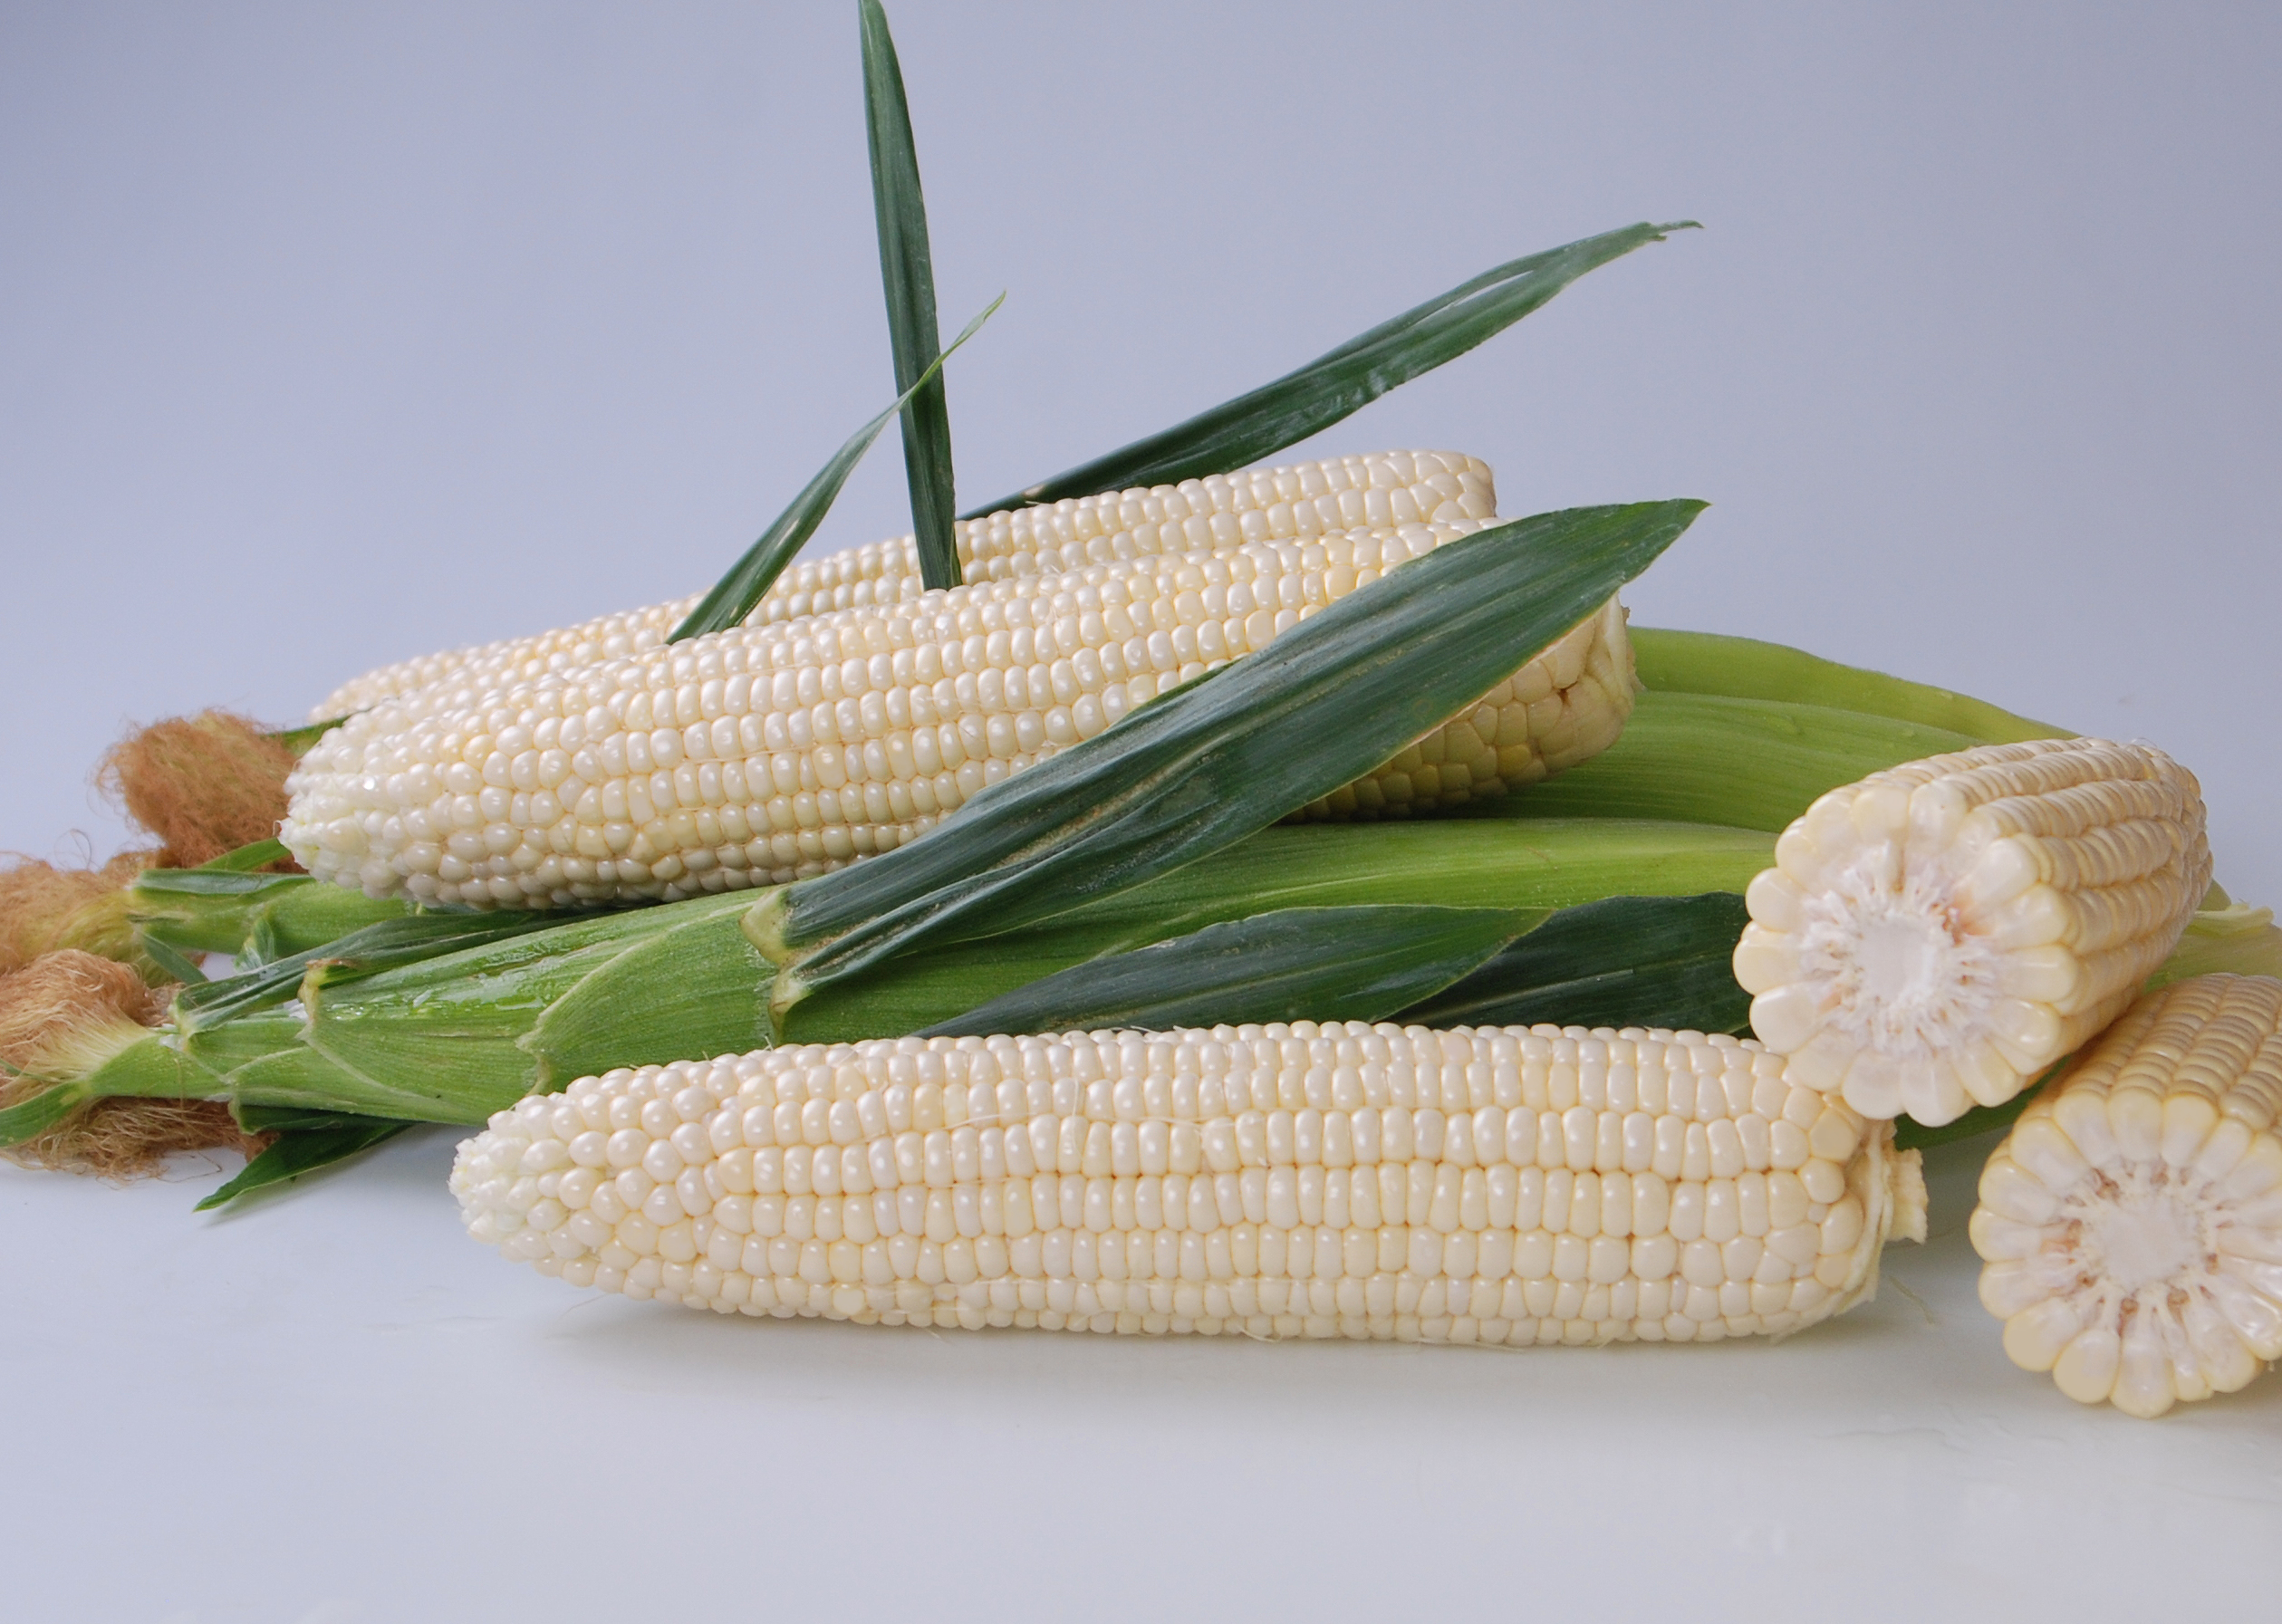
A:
[[1732, 738, 2211, 1126], [1970, 974, 2282, 1417], [315, 452, 1497, 718], [451, 1021, 1926, 1345], [283, 521, 1635, 908]]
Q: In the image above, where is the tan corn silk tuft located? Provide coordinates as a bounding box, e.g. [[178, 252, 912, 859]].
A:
[[0, 948, 259, 1177], [101, 711, 296, 868], [0, 851, 158, 975]]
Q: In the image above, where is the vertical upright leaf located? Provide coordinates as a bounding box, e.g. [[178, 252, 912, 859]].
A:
[[860, 0, 960, 590]]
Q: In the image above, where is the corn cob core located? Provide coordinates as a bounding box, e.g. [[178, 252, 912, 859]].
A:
[[1970, 975, 2282, 1417], [313, 452, 1497, 720], [1732, 738, 2210, 1126], [283, 523, 1635, 907], [450, 1021, 1925, 1345]]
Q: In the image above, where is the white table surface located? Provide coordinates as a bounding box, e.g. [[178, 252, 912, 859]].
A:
[[6, 1123, 2278, 1623], [5, 7, 2278, 1619]]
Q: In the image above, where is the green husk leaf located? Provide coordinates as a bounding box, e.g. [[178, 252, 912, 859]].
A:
[[754, 500, 1705, 1010], [0, 1080, 93, 1144], [1629, 628, 2065, 745], [962, 222, 1693, 516], [195, 1119, 412, 1211], [860, 0, 959, 590], [922, 905, 1537, 1037], [130, 867, 408, 960], [1405, 892, 1752, 1033], [140, 935, 209, 985], [671, 295, 1001, 642], [172, 910, 560, 1033], [782, 819, 1776, 1043], [265, 720, 343, 757], [1485, 690, 1982, 833], [194, 838, 291, 872]]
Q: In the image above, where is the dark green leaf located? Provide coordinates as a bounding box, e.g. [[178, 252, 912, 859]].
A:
[[233, 1102, 391, 1134], [671, 296, 1001, 643], [195, 1120, 412, 1211], [860, 0, 958, 590], [173, 911, 561, 1033], [922, 905, 1537, 1037], [961, 222, 1694, 517], [1405, 892, 1751, 1033], [755, 499, 1704, 1009]]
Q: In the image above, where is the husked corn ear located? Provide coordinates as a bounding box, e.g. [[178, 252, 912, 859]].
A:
[[283, 521, 1636, 908], [451, 1020, 1925, 1344], [1970, 975, 2282, 1418], [1733, 738, 2210, 1126], [314, 451, 1497, 718]]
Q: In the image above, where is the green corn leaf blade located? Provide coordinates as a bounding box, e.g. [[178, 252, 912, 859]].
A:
[[266, 719, 343, 757], [754, 500, 1704, 1010], [1404, 892, 1753, 1033], [1629, 628, 2066, 745], [860, 0, 958, 590], [1482, 689, 1982, 834], [194, 1119, 413, 1211], [193, 838, 291, 872], [922, 904, 1537, 1037], [173, 910, 560, 1033], [671, 294, 1001, 642], [961, 222, 1693, 517]]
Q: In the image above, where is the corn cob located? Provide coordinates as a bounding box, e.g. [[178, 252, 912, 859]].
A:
[[1731, 738, 2211, 1126], [450, 1020, 1926, 1344], [1970, 975, 2282, 1417], [314, 451, 1497, 718], [283, 521, 1634, 908]]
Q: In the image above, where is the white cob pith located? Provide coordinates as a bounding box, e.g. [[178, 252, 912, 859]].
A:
[[1971, 974, 2282, 1417], [1731, 737, 2211, 1125], [314, 452, 1497, 718], [452, 1021, 1926, 1344], [283, 492, 1636, 908]]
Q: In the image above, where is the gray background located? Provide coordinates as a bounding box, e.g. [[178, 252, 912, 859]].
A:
[[4, 5, 2278, 1619]]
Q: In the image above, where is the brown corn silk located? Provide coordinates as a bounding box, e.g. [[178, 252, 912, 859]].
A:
[[0, 948, 259, 1177], [101, 711, 296, 868], [0, 851, 157, 975]]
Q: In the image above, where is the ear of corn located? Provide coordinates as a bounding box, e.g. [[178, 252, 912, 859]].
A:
[[449, 1018, 1923, 1344], [1970, 974, 2282, 1417], [286, 508, 1640, 910], [1732, 738, 2212, 1126]]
